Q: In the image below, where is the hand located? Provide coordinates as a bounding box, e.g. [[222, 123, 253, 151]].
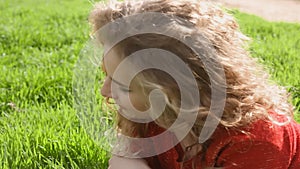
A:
[[108, 155, 151, 169]]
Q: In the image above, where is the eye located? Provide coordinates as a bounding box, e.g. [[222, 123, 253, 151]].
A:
[[119, 87, 132, 93]]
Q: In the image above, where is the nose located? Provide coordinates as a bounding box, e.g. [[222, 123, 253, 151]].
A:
[[101, 77, 112, 98]]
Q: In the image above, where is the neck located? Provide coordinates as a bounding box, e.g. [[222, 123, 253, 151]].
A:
[[172, 123, 202, 161]]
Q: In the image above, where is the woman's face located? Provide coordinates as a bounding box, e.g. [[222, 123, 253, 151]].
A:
[[100, 50, 150, 121]]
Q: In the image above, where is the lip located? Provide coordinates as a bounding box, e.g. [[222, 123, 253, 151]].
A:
[[115, 104, 125, 112], [115, 104, 134, 118]]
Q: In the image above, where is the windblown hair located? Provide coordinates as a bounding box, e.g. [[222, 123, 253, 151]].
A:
[[89, 0, 294, 139]]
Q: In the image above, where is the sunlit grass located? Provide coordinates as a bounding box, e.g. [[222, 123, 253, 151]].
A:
[[0, 1, 299, 168], [232, 10, 300, 113]]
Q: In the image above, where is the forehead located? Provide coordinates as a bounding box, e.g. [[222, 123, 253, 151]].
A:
[[103, 49, 122, 76]]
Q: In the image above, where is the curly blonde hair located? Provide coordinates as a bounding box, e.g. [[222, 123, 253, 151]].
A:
[[89, 0, 294, 140]]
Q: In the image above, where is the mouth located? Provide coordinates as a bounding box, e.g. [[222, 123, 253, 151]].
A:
[[115, 107, 153, 123], [115, 104, 124, 112], [115, 104, 135, 119]]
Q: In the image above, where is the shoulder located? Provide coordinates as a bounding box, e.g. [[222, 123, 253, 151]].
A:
[[204, 118, 300, 168]]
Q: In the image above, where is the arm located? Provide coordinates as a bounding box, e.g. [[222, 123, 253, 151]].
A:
[[108, 155, 151, 169], [204, 119, 294, 169], [215, 141, 290, 169]]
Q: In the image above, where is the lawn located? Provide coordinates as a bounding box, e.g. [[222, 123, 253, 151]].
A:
[[0, 0, 299, 168]]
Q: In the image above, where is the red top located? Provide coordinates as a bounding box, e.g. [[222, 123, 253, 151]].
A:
[[143, 117, 300, 169]]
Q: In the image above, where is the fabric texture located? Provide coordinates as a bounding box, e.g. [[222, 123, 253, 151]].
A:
[[143, 115, 300, 169]]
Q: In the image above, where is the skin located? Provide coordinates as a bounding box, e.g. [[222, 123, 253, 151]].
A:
[[101, 50, 152, 169], [101, 49, 203, 168], [101, 49, 150, 119], [108, 155, 151, 169]]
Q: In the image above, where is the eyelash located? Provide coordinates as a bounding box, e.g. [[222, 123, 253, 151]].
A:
[[105, 76, 131, 92], [119, 87, 131, 93]]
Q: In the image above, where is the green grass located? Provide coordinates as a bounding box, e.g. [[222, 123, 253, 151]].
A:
[[1, 0, 109, 168], [0, 1, 299, 168], [0, 105, 108, 169], [232, 10, 300, 113]]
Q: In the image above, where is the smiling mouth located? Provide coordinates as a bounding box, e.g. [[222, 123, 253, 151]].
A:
[[115, 104, 125, 113], [115, 107, 155, 124], [115, 104, 121, 110], [115, 104, 138, 119]]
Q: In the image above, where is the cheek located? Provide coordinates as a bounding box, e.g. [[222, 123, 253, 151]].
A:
[[133, 93, 150, 112], [122, 92, 149, 112]]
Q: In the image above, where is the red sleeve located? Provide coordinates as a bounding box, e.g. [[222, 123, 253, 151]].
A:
[[205, 119, 298, 169], [215, 139, 290, 169], [144, 119, 300, 169], [144, 122, 182, 169]]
